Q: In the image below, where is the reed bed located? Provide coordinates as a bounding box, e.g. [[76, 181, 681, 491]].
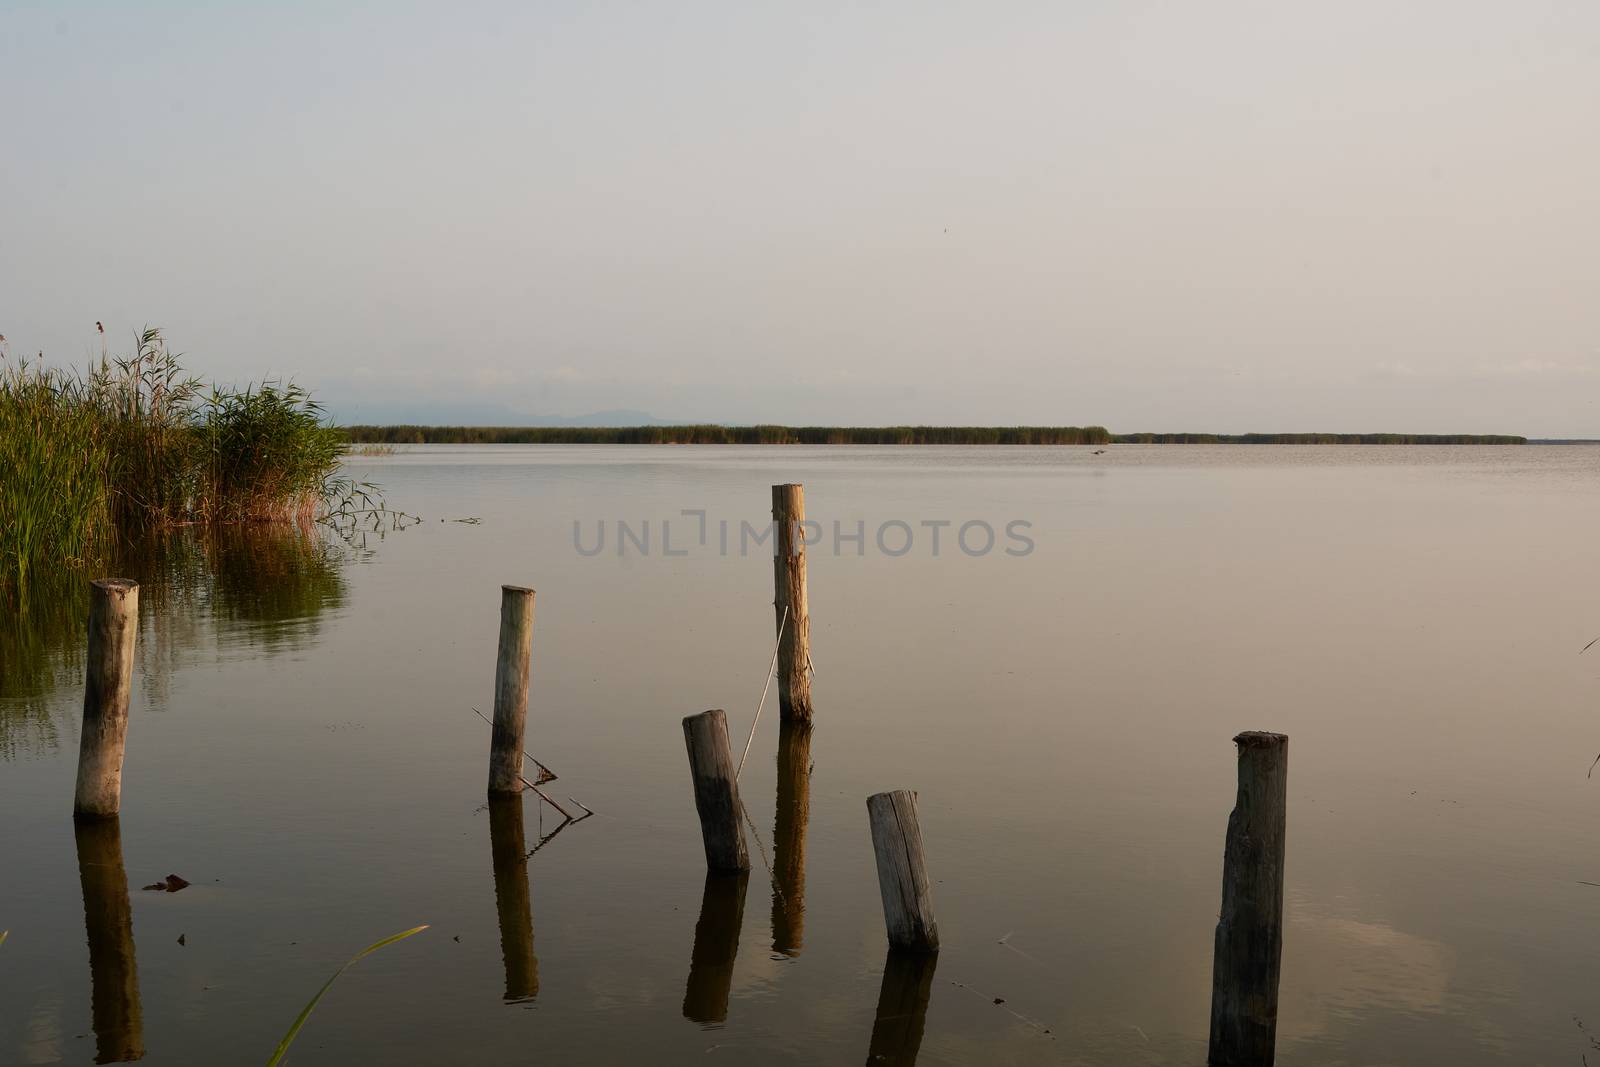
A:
[[346, 424, 1525, 446], [0, 329, 353, 593], [347, 423, 1117, 445]]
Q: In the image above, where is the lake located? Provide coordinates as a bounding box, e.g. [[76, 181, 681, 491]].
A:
[[4, 444, 1599, 1065]]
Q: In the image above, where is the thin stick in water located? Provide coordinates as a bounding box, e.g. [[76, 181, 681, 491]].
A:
[[472, 707, 557, 782], [737, 606, 788, 781]]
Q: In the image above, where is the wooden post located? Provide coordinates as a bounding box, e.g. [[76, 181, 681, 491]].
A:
[[1208, 731, 1288, 1067], [487, 585, 535, 795], [74, 816, 144, 1063], [681, 871, 749, 1025], [866, 790, 939, 952], [771, 483, 812, 724], [487, 794, 538, 1002], [682, 710, 749, 872], [866, 949, 939, 1067], [770, 721, 812, 956], [74, 579, 139, 819]]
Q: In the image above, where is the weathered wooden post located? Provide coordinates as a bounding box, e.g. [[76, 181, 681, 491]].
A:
[[681, 870, 749, 1025], [488, 794, 538, 1002], [771, 483, 812, 724], [771, 721, 812, 957], [74, 816, 145, 1063], [866, 790, 939, 952], [867, 949, 939, 1067], [682, 710, 749, 872], [487, 585, 535, 795], [74, 579, 139, 819], [1208, 731, 1288, 1067]]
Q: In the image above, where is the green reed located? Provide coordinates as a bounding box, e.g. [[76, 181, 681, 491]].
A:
[[0, 328, 355, 593], [0, 362, 114, 591], [264, 924, 428, 1067]]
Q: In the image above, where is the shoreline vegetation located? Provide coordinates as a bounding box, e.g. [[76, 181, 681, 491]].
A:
[[343, 425, 1528, 447], [0, 329, 368, 592]]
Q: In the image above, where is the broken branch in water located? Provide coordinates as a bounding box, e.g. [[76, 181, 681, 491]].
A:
[[521, 776, 576, 820], [471, 707, 557, 783], [470, 706, 593, 817], [1583, 636, 1600, 654]]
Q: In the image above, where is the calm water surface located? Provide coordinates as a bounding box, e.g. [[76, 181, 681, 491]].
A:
[[4, 445, 1600, 1065]]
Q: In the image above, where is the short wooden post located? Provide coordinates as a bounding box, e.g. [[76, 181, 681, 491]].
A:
[[487, 794, 538, 1002], [772, 484, 812, 724], [866, 790, 939, 952], [74, 579, 139, 819], [770, 721, 812, 956], [487, 585, 535, 795], [867, 949, 939, 1067], [1208, 731, 1288, 1067], [682, 710, 749, 872], [681, 871, 749, 1024], [74, 816, 145, 1063]]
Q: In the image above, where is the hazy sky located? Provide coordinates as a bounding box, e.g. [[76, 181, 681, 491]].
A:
[[3, 2, 1597, 432]]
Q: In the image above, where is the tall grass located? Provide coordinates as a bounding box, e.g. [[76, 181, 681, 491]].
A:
[[0, 363, 114, 589], [198, 382, 346, 522], [0, 328, 357, 593]]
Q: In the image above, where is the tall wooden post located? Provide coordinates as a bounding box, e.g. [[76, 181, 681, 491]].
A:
[[74, 816, 145, 1063], [867, 790, 939, 952], [1209, 731, 1288, 1067], [681, 871, 749, 1025], [74, 579, 139, 819], [771, 721, 812, 956], [682, 710, 749, 872], [487, 585, 535, 795], [771, 484, 812, 724], [487, 794, 538, 1002]]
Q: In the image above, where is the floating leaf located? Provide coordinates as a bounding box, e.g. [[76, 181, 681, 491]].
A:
[[142, 874, 190, 893]]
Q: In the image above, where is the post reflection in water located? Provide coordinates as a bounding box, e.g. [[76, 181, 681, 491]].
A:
[[487, 794, 538, 1002], [73, 816, 145, 1064], [771, 721, 812, 957], [865, 949, 938, 1067], [682, 871, 749, 1026]]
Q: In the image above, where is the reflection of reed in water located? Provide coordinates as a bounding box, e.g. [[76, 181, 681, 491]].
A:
[[73, 816, 145, 1063], [682, 871, 749, 1025], [0, 563, 81, 755], [201, 523, 348, 644], [1, 524, 349, 759], [866, 949, 938, 1067], [487, 794, 538, 1002], [771, 721, 812, 957]]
